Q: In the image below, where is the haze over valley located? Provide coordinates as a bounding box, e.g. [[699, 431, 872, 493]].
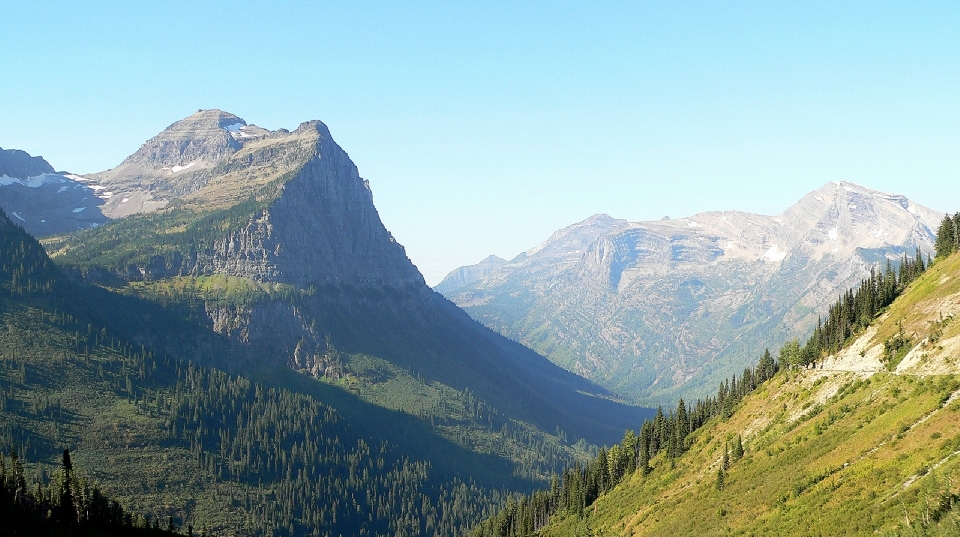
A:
[[3, 2, 960, 536]]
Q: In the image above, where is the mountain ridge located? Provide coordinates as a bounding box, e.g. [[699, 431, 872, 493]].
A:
[[439, 181, 943, 404], [0, 147, 109, 237]]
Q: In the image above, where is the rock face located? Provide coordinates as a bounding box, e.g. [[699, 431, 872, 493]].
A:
[[0, 148, 108, 237], [185, 120, 425, 288], [67, 111, 422, 289], [0, 147, 55, 178], [89, 109, 283, 217], [439, 182, 943, 404]]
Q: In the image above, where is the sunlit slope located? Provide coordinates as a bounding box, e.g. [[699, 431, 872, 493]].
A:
[[544, 254, 960, 536]]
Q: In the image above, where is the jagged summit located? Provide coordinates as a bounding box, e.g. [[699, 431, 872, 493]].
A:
[[52, 110, 422, 290], [119, 109, 247, 169], [88, 110, 319, 217]]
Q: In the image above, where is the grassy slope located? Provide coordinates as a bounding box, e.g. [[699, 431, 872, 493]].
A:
[[543, 254, 960, 536]]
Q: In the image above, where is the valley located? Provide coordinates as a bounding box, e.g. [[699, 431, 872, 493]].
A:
[[0, 111, 651, 535], [1, 110, 959, 536]]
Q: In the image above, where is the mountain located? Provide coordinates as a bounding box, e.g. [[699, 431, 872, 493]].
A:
[[476, 249, 960, 536], [0, 110, 662, 534], [435, 255, 507, 295], [1, 146, 55, 177], [0, 148, 108, 237], [86, 109, 278, 218], [439, 183, 943, 404], [42, 110, 650, 448]]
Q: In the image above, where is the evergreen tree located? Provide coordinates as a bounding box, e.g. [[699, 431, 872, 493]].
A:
[[732, 434, 744, 461], [675, 398, 689, 450], [758, 348, 776, 381], [58, 449, 77, 527], [935, 214, 957, 259]]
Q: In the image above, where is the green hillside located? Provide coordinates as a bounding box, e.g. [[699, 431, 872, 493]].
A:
[[490, 251, 960, 536], [0, 208, 587, 535]]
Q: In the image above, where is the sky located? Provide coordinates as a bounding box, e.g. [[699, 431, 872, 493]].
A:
[[2, 1, 959, 285]]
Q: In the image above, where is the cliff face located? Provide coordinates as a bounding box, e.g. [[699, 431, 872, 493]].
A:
[[196, 122, 423, 288], [440, 182, 944, 404]]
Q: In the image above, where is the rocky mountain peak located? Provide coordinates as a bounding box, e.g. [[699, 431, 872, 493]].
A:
[[0, 147, 55, 179], [119, 109, 246, 170], [778, 181, 941, 262]]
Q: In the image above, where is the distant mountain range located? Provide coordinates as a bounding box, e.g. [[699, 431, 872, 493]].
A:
[[0, 147, 108, 236], [438, 182, 943, 404]]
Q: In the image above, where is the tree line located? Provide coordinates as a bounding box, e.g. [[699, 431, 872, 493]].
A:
[[470, 350, 779, 537], [777, 249, 928, 368]]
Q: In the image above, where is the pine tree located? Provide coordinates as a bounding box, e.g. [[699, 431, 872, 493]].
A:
[[675, 399, 689, 451], [58, 449, 77, 527], [732, 435, 744, 461], [936, 214, 958, 259]]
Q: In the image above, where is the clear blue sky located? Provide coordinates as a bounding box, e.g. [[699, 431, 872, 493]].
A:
[[2, 1, 959, 284]]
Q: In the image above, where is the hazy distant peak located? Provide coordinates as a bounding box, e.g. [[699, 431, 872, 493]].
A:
[[435, 254, 509, 294], [525, 213, 627, 257], [783, 181, 940, 233], [0, 147, 55, 179]]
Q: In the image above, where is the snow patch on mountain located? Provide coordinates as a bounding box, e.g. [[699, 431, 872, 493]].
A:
[[163, 162, 197, 174], [763, 245, 787, 263], [0, 173, 67, 188]]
